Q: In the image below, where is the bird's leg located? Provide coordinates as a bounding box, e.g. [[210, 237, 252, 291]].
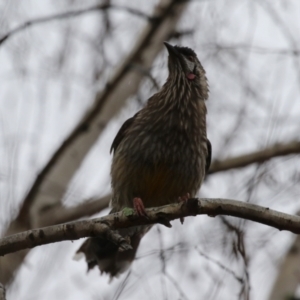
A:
[[178, 193, 191, 202], [178, 193, 191, 224], [133, 197, 148, 217]]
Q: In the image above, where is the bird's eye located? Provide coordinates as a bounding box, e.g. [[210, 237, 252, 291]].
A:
[[187, 56, 194, 61]]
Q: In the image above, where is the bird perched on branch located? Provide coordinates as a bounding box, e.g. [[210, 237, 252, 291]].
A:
[[76, 42, 211, 278]]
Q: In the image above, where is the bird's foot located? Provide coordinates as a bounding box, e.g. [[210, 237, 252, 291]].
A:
[[178, 193, 191, 224], [133, 197, 148, 217], [178, 193, 191, 203]]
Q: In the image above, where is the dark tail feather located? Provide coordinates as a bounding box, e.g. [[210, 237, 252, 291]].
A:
[[75, 225, 151, 279]]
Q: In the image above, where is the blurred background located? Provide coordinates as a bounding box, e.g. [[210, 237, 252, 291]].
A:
[[1, 0, 300, 299]]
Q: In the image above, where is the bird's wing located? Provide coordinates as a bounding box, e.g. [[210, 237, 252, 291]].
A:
[[110, 113, 138, 154], [205, 139, 212, 175]]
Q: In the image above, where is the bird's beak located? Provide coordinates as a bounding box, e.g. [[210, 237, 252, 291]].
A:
[[164, 42, 179, 58], [164, 42, 195, 79]]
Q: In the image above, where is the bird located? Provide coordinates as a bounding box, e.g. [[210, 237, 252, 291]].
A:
[[75, 42, 212, 279]]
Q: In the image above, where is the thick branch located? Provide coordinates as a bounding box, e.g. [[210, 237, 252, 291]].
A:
[[1, 198, 300, 257], [209, 140, 300, 174]]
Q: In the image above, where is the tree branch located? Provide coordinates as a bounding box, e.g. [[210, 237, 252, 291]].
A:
[[0, 4, 153, 46], [38, 195, 111, 227], [209, 140, 300, 174], [1, 198, 300, 257]]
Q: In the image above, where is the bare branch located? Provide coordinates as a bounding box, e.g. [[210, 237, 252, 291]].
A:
[[196, 247, 244, 284], [0, 4, 152, 46], [38, 195, 110, 227], [1, 198, 300, 257], [209, 141, 300, 174]]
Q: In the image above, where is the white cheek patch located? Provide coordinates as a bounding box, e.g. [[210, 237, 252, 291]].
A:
[[184, 57, 195, 73]]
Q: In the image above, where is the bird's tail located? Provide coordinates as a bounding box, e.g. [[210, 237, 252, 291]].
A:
[[74, 222, 151, 279]]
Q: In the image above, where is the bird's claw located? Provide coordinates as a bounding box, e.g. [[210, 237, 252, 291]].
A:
[[178, 193, 191, 203], [178, 193, 191, 224], [133, 197, 148, 218]]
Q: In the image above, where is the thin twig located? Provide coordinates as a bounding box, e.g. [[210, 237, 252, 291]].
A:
[[221, 217, 250, 300], [165, 272, 190, 300], [196, 247, 244, 284], [0, 4, 152, 46]]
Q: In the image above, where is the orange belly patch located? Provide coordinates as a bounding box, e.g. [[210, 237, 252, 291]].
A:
[[132, 163, 187, 207]]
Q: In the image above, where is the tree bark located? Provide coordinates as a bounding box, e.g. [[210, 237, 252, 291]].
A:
[[1, 198, 300, 257]]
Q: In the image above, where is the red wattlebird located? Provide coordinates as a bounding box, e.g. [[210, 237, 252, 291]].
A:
[[76, 42, 211, 278]]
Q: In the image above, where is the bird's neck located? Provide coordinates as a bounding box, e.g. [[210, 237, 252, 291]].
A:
[[145, 79, 207, 136], [149, 77, 207, 113]]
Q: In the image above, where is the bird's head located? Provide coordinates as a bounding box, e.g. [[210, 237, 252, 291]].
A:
[[164, 42, 208, 100]]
